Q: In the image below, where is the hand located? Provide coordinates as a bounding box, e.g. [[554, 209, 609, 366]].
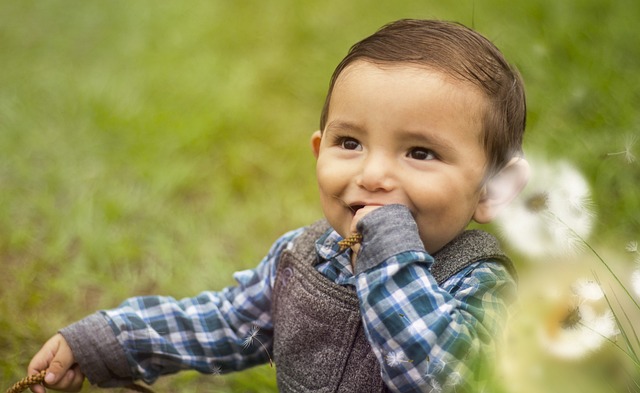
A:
[[28, 334, 84, 393], [348, 205, 384, 258]]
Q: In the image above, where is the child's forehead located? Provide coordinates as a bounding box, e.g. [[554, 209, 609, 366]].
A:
[[336, 60, 485, 98], [337, 60, 431, 79], [333, 60, 488, 117]]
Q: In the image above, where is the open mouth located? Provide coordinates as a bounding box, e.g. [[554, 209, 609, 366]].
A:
[[349, 204, 365, 214]]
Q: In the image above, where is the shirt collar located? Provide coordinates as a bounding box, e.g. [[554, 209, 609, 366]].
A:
[[315, 228, 355, 276]]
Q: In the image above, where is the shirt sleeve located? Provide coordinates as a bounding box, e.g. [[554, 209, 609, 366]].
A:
[[60, 227, 302, 387], [353, 205, 517, 392]]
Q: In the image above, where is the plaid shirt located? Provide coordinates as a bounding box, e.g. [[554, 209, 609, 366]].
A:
[[104, 208, 516, 392]]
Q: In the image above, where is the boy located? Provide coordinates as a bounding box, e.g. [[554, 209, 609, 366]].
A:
[[28, 19, 529, 392]]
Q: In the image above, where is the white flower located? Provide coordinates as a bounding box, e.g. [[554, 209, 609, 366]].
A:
[[495, 156, 595, 258], [539, 304, 618, 360], [626, 240, 638, 253]]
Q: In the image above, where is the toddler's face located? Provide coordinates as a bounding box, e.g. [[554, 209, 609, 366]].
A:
[[312, 61, 491, 254]]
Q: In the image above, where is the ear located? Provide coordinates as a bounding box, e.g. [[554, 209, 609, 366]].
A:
[[473, 157, 530, 224], [311, 130, 322, 159]]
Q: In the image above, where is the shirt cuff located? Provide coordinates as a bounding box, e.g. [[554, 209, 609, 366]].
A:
[[59, 312, 134, 387], [354, 204, 427, 275]]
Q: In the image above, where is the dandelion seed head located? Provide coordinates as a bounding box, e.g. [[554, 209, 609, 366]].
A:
[[571, 278, 604, 302], [525, 192, 549, 213], [560, 306, 582, 330], [495, 157, 595, 258], [624, 134, 638, 163], [241, 324, 274, 367], [625, 151, 637, 163], [607, 134, 637, 164], [626, 241, 638, 253], [242, 324, 260, 349], [539, 304, 618, 360], [551, 162, 593, 215], [385, 351, 411, 367]]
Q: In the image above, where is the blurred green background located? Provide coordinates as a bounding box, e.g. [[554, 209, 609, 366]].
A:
[[1, 1, 639, 392]]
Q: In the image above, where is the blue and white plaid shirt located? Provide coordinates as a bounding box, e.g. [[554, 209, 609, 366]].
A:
[[104, 207, 516, 392]]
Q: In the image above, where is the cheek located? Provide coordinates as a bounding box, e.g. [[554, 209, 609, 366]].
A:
[[316, 165, 334, 197], [315, 160, 343, 211], [316, 155, 346, 193], [410, 178, 457, 211], [410, 177, 480, 229]]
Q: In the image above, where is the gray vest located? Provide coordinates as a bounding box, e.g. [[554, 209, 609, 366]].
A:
[[272, 220, 515, 393]]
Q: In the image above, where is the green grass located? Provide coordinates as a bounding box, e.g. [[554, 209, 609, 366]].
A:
[[1, 1, 639, 392]]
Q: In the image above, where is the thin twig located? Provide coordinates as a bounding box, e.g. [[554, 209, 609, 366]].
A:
[[338, 233, 363, 251], [4, 370, 154, 393], [5, 370, 46, 393]]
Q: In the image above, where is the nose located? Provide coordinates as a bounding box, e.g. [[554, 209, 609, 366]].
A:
[[355, 152, 396, 192]]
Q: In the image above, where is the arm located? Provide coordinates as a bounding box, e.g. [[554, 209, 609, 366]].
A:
[[353, 205, 516, 392], [28, 227, 303, 388]]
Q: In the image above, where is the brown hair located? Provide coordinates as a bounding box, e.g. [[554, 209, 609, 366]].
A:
[[319, 19, 526, 179]]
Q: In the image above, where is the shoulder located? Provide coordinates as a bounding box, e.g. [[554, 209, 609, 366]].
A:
[[266, 219, 330, 261], [433, 229, 517, 284], [287, 219, 331, 251]]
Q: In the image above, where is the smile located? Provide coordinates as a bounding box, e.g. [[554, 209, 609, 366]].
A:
[[348, 203, 386, 214], [349, 204, 365, 214]]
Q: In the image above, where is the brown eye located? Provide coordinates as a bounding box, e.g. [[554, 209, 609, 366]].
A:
[[408, 147, 435, 160], [340, 137, 362, 151]]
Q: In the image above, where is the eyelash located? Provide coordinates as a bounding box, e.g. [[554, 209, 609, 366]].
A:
[[333, 135, 437, 161], [334, 136, 362, 151], [407, 147, 437, 161]]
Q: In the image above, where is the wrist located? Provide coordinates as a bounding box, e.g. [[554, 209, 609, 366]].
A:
[[354, 204, 426, 274]]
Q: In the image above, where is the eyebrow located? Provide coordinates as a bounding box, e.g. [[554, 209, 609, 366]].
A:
[[397, 129, 456, 153], [324, 120, 365, 134]]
